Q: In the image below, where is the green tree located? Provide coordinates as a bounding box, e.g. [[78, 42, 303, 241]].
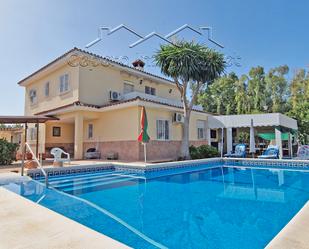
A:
[[235, 75, 249, 114], [247, 66, 266, 112], [155, 41, 225, 159], [198, 73, 238, 114], [265, 65, 289, 113], [287, 69, 309, 143]]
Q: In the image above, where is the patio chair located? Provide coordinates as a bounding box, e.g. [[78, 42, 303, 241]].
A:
[[224, 144, 246, 158], [258, 145, 279, 159], [84, 148, 101, 159], [294, 145, 309, 160], [50, 147, 70, 165]]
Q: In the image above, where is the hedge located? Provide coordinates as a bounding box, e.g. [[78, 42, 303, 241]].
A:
[[189, 145, 219, 159], [0, 139, 19, 165]]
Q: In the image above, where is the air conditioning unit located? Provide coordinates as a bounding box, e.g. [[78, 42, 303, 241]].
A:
[[109, 91, 121, 101], [173, 113, 184, 123]]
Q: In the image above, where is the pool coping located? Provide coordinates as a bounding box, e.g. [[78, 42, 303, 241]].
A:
[[0, 175, 131, 249], [26, 157, 309, 178], [266, 200, 309, 249]]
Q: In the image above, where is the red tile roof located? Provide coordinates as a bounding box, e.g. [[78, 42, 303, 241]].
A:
[[34, 97, 211, 116], [18, 48, 174, 85]]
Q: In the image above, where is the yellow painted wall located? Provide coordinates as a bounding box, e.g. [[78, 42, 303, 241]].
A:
[[0, 130, 14, 142], [23, 56, 181, 117], [45, 122, 74, 143], [139, 106, 208, 141], [190, 112, 209, 141], [120, 73, 180, 100], [79, 66, 122, 106], [78, 65, 180, 106], [24, 64, 79, 115], [83, 106, 140, 142], [44, 106, 208, 144], [144, 106, 181, 141]]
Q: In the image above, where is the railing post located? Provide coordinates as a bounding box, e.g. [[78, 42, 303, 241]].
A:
[[45, 174, 49, 188], [25, 142, 48, 188], [21, 143, 25, 176], [21, 122, 28, 176]]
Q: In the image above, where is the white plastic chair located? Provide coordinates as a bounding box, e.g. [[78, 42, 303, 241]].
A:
[[295, 145, 309, 160], [50, 147, 70, 164]]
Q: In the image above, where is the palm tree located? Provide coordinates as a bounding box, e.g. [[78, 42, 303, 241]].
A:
[[155, 41, 225, 159]]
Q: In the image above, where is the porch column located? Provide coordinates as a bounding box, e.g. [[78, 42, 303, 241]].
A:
[[275, 128, 283, 159], [220, 128, 224, 157], [74, 113, 84, 160], [226, 127, 233, 154], [206, 128, 211, 146], [288, 132, 293, 157]]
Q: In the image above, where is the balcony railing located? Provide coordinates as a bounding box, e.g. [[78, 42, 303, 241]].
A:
[[122, 91, 203, 111]]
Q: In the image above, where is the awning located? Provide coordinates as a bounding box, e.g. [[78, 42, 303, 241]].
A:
[[208, 113, 298, 130], [0, 115, 58, 124], [258, 132, 291, 141]]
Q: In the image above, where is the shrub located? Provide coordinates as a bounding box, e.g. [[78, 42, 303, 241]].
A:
[[189, 145, 200, 159], [189, 145, 219, 159], [238, 132, 249, 143], [0, 139, 19, 165]]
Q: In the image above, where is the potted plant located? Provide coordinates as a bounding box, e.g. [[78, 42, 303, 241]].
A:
[[26, 152, 33, 160], [24, 160, 38, 169]]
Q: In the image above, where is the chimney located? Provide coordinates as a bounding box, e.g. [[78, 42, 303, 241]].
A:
[[132, 59, 145, 71]]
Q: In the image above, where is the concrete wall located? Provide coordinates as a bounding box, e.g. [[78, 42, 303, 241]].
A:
[[78, 65, 181, 106], [24, 64, 79, 115], [44, 106, 209, 160]]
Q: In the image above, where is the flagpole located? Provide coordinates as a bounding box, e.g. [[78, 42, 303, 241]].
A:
[[144, 143, 147, 163]]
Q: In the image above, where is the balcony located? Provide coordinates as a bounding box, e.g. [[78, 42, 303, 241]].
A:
[[122, 91, 203, 111]]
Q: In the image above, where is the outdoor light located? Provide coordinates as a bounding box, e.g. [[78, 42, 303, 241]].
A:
[[139, 79, 143, 85], [169, 89, 172, 94]]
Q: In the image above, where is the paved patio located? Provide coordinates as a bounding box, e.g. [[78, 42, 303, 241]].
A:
[[0, 159, 153, 174], [0, 176, 130, 249]]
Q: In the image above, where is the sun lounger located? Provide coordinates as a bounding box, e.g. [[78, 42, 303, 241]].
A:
[[224, 144, 246, 158], [258, 145, 279, 159], [294, 145, 309, 160]]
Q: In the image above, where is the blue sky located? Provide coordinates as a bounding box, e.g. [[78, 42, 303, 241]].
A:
[[0, 0, 308, 115]]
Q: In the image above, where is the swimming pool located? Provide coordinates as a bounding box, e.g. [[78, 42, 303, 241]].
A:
[[3, 162, 309, 248]]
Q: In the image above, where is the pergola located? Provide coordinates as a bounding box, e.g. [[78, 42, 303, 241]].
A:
[[0, 115, 58, 175], [207, 113, 298, 159]]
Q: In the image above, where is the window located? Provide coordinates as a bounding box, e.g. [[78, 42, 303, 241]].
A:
[[44, 82, 50, 97], [210, 129, 217, 139], [123, 82, 134, 94], [197, 120, 206, 140], [29, 127, 36, 140], [88, 124, 93, 139], [52, 127, 61, 137], [59, 74, 69, 93], [145, 86, 156, 95], [29, 89, 37, 104], [156, 120, 169, 140]]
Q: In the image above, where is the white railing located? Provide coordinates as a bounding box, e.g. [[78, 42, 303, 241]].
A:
[[122, 91, 204, 111], [22, 142, 48, 187]]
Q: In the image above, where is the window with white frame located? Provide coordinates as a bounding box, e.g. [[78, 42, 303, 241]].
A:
[[197, 120, 206, 140], [29, 89, 37, 104], [88, 124, 93, 139], [44, 82, 50, 97], [156, 119, 169, 140], [59, 74, 69, 93], [123, 82, 134, 94]]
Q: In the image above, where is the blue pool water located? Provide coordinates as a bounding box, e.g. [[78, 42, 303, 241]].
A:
[[3, 165, 309, 249]]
